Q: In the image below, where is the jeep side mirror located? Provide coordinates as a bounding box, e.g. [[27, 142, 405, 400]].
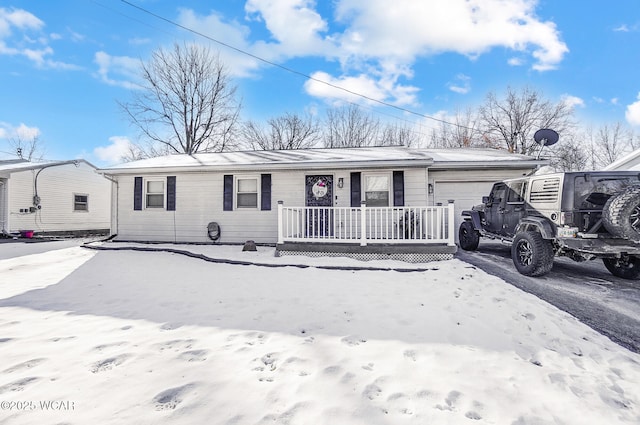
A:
[[482, 196, 490, 204]]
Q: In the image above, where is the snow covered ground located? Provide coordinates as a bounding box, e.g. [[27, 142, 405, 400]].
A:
[[0, 242, 638, 424]]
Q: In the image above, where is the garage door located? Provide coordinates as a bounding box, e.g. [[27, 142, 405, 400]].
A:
[[434, 181, 496, 241]]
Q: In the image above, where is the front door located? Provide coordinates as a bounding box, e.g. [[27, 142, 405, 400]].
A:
[[305, 175, 333, 237]]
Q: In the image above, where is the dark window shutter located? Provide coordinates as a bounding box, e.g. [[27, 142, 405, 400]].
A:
[[261, 174, 272, 211], [134, 177, 143, 211], [166, 176, 176, 211], [393, 171, 405, 206], [223, 175, 233, 211], [350, 172, 361, 207]]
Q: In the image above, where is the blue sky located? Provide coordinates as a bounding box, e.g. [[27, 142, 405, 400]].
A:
[[1, 0, 639, 165]]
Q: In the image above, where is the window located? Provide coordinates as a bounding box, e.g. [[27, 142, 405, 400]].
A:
[[236, 177, 258, 208], [365, 174, 390, 207], [507, 181, 526, 203], [146, 180, 165, 208], [74, 194, 88, 211]]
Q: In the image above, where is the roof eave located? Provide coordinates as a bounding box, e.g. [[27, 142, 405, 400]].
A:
[[99, 158, 436, 175], [428, 160, 547, 170]]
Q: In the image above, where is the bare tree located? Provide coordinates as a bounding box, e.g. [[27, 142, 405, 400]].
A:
[[427, 108, 483, 148], [378, 123, 422, 147], [242, 112, 322, 150], [120, 43, 241, 155], [546, 132, 589, 171], [478, 86, 575, 155], [323, 105, 381, 148], [9, 134, 44, 161], [583, 122, 635, 169]]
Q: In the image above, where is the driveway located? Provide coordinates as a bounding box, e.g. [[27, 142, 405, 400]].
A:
[[456, 241, 640, 353], [0, 237, 99, 260]]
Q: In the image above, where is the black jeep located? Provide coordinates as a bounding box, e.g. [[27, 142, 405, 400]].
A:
[[459, 171, 640, 279]]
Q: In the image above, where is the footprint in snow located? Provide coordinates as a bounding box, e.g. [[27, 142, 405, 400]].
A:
[[403, 350, 417, 361], [153, 383, 196, 411], [0, 377, 39, 394], [3, 358, 47, 373], [178, 350, 209, 362], [93, 342, 128, 352], [91, 354, 132, 373], [155, 339, 196, 352], [341, 335, 367, 346]]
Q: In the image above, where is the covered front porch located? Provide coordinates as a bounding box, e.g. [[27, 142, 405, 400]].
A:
[[276, 201, 457, 262]]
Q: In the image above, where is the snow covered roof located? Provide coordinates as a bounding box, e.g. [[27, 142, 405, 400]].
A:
[[99, 146, 544, 175], [0, 159, 96, 177], [602, 148, 640, 171]]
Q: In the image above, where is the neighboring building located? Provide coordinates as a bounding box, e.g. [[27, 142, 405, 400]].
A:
[[0, 159, 111, 237], [99, 147, 544, 260], [602, 149, 640, 171]]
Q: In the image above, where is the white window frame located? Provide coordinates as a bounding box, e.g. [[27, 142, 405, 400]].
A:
[[235, 175, 260, 210], [363, 172, 391, 207], [73, 193, 89, 212], [145, 179, 165, 209]]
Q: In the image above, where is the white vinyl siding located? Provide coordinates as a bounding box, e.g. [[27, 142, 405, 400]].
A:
[[5, 162, 111, 233]]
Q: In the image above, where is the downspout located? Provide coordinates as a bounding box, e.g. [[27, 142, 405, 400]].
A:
[[99, 173, 119, 238], [0, 180, 6, 236]]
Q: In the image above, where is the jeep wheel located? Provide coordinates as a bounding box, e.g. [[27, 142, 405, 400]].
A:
[[511, 231, 554, 277], [602, 185, 640, 241], [459, 220, 480, 251], [602, 256, 640, 279]]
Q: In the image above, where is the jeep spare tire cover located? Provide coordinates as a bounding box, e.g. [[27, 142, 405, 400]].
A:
[[602, 185, 640, 241]]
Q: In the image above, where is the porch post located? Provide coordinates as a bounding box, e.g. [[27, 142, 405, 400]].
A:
[[447, 200, 456, 246], [360, 200, 367, 246], [277, 201, 284, 245]]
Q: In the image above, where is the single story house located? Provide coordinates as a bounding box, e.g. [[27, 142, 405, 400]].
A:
[[0, 159, 111, 237], [98, 146, 544, 261]]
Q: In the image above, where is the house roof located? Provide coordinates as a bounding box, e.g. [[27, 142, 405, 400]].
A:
[[99, 146, 545, 175], [0, 159, 97, 178], [602, 148, 640, 171]]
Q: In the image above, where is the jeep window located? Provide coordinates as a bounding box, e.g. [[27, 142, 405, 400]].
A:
[[489, 183, 507, 204], [575, 176, 639, 209], [530, 178, 560, 203], [507, 181, 526, 204]]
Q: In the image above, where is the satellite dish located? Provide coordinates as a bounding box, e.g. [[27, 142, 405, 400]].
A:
[[534, 128, 559, 146]]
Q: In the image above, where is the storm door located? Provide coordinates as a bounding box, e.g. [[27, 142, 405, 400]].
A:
[[305, 175, 334, 238]]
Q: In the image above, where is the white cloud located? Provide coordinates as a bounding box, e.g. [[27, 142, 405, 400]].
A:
[[0, 7, 80, 70], [94, 51, 140, 89], [447, 74, 471, 94], [176, 8, 268, 78], [244, 0, 330, 55], [304, 71, 419, 106], [561, 94, 584, 109], [94, 136, 134, 164], [333, 0, 567, 70], [0, 122, 41, 148], [179, 0, 567, 105], [0, 7, 43, 38], [626, 93, 640, 127]]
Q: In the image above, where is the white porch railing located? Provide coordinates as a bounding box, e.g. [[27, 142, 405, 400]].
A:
[[277, 201, 455, 246]]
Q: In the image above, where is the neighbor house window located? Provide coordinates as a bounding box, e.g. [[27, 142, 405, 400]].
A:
[[236, 177, 258, 208], [74, 194, 88, 211], [364, 174, 390, 207], [146, 180, 165, 208]]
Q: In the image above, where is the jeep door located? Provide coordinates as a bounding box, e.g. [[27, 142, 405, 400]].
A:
[[502, 180, 528, 237], [483, 183, 508, 234]]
